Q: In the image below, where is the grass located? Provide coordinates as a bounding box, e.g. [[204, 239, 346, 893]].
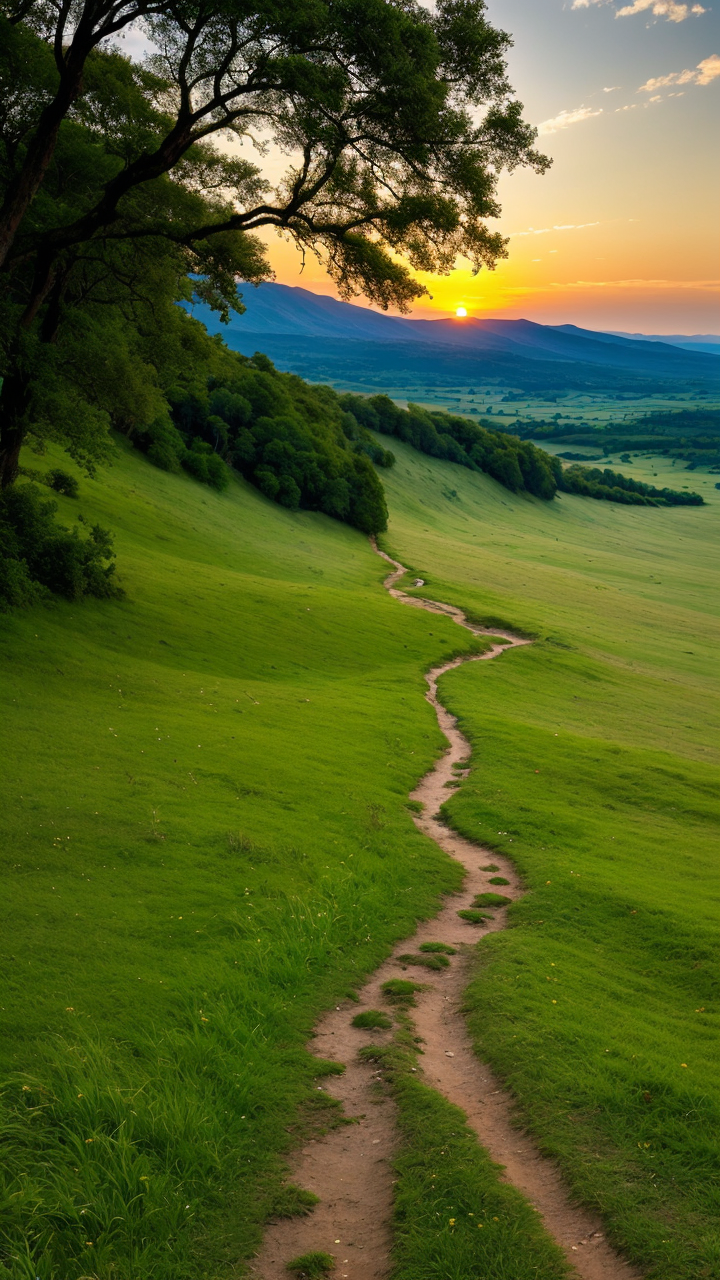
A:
[[457, 910, 491, 925], [351, 1010, 393, 1030], [379, 437, 720, 1279], [397, 952, 450, 971], [3, 423, 719, 1278], [419, 942, 456, 955], [286, 1252, 335, 1277], [381, 979, 426, 1006], [473, 893, 512, 907], [268, 1184, 321, 1219], [366, 1025, 570, 1280], [1, 435, 487, 1278]]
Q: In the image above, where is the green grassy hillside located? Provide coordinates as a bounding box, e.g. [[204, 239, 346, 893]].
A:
[[379, 443, 719, 1280], [1, 437, 479, 1277], [2, 433, 718, 1279]]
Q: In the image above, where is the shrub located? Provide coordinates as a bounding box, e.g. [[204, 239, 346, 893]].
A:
[[0, 485, 121, 607], [46, 468, 79, 497]]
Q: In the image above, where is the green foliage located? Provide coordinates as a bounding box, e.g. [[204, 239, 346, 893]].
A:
[[488, 876, 510, 885], [0, 2, 548, 485], [341, 393, 562, 500], [0, 483, 120, 607], [418, 942, 457, 955], [473, 893, 512, 907], [351, 1010, 393, 1030], [149, 353, 389, 532], [286, 1252, 335, 1277], [560, 464, 703, 506], [46, 469, 79, 497], [457, 909, 491, 924]]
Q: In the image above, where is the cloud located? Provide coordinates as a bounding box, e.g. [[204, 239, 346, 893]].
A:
[[572, 0, 705, 19], [638, 54, 720, 91], [603, 85, 621, 92], [509, 222, 601, 238], [537, 106, 603, 135]]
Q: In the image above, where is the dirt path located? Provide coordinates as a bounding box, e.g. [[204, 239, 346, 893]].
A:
[[251, 547, 641, 1280]]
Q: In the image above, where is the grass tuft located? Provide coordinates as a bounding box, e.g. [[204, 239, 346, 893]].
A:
[[351, 1010, 393, 1030], [269, 1184, 320, 1219], [397, 952, 450, 971], [381, 979, 426, 1006], [418, 942, 457, 955], [481, 863, 499, 872], [488, 876, 510, 885], [457, 909, 491, 925], [473, 893, 512, 907], [286, 1251, 335, 1277]]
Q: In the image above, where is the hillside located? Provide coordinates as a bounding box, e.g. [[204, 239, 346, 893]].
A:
[[1, 433, 718, 1279]]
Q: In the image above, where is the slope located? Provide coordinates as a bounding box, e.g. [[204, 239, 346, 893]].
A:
[[1, 432, 718, 1279], [379, 441, 719, 1280]]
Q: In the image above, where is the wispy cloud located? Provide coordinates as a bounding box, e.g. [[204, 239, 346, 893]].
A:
[[638, 54, 720, 91], [509, 222, 601, 238], [572, 0, 705, 20], [537, 106, 603, 135]]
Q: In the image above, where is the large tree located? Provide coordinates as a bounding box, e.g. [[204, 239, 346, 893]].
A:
[[0, 0, 549, 487]]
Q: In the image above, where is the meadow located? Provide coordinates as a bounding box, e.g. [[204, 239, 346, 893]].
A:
[[380, 442, 720, 1279], [0, 436, 476, 1277], [1, 431, 718, 1278]]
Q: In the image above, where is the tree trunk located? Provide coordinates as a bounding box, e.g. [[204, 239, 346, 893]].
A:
[[0, 373, 32, 489]]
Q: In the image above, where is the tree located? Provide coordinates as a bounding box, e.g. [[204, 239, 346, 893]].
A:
[[0, 0, 549, 487]]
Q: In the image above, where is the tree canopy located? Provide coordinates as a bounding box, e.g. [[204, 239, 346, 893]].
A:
[[0, 0, 549, 487]]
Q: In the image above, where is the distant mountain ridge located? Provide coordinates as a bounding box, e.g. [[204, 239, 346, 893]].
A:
[[186, 282, 719, 390]]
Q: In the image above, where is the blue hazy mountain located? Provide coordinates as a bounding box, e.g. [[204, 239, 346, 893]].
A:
[[187, 282, 719, 390], [607, 331, 720, 356]]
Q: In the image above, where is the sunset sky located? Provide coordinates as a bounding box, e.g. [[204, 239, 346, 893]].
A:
[[260, 0, 720, 333]]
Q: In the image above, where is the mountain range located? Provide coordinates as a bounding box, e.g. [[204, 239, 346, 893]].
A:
[[186, 282, 720, 396]]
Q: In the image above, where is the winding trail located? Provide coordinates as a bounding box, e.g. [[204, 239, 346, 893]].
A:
[[252, 545, 641, 1280]]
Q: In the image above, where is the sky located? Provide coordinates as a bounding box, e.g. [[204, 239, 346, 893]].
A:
[[258, 0, 720, 334]]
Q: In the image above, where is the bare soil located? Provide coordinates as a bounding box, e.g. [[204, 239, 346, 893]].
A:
[[251, 546, 642, 1280]]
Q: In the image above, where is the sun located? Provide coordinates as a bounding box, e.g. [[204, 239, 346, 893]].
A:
[[455, 306, 468, 318]]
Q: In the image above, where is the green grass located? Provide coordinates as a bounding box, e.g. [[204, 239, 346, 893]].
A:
[[367, 1028, 570, 1280], [379, 438, 720, 1279], [397, 952, 451, 970], [457, 910, 491, 925], [286, 1252, 335, 1277], [3, 425, 719, 1278], [351, 1010, 393, 1030], [1, 435, 488, 1278]]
